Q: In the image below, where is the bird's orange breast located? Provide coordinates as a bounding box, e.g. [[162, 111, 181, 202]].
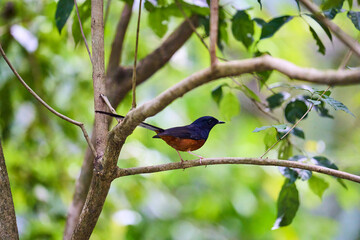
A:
[[159, 136, 206, 152]]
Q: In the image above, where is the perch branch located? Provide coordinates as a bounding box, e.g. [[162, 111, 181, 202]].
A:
[[114, 157, 360, 183], [0, 42, 97, 158]]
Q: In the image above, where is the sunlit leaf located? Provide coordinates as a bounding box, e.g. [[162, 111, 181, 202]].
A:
[[309, 26, 326, 55], [260, 16, 293, 39], [55, 0, 74, 33], [309, 175, 329, 199], [285, 100, 308, 124], [272, 180, 299, 230], [72, 0, 91, 45], [321, 0, 344, 10], [231, 11, 254, 49], [148, 9, 169, 37], [264, 128, 277, 150], [236, 84, 261, 102], [219, 92, 240, 120], [278, 141, 292, 160]]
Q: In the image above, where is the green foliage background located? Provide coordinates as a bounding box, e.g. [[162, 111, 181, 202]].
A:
[[1, 0, 360, 239]]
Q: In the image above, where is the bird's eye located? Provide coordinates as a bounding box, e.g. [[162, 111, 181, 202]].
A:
[[207, 119, 213, 125]]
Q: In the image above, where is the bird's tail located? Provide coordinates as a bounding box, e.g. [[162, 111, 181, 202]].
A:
[[95, 111, 164, 132]]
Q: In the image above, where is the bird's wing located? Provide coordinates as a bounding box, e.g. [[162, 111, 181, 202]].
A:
[[154, 126, 204, 140]]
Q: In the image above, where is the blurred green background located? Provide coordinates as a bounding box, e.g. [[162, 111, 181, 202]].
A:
[[1, 0, 360, 239]]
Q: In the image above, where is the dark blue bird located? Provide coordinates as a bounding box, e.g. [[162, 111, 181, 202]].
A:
[[95, 111, 225, 162]]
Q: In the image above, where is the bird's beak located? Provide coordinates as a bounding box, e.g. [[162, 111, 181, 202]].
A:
[[218, 121, 225, 124]]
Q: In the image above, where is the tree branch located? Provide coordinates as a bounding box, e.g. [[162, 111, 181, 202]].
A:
[[106, 3, 133, 76], [0, 138, 19, 240], [107, 15, 199, 106], [65, 4, 133, 238], [0, 42, 97, 158], [209, 0, 219, 68], [69, 0, 109, 238], [114, 157, 360, 183], [299, 0, 360, 58]]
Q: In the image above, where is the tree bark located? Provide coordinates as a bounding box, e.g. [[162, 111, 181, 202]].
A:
[[0, 138, 19, 240]]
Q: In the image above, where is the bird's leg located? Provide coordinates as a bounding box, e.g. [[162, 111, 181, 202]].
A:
[[176, 150, 185, 170], [187, 151, 204, 164]]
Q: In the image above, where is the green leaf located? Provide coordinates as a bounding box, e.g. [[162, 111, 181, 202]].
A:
[[264, 128, 277, 150], [272, 180, 300, 230], [314, 90, 331, 96], [55, 0, 74, 33], [321, 0, 344, 10], [347, 0, 353, 9], [144, 0, 156, 11], [231, 11, 254, 49], [236, 85, 261, 102], [298, 169, 312, 181], [211, 84, 227, 105], [295, 0, 301, 12], [323, 2, 343, 19], [307, 99, 321, 105], [309, 26, 326, 55], [311, 156, 338, 169], [72, 0, 91, 45], [278, 166, 298, 183], [257, 0, 262, 9], [285, 100, 308, 124], [322, 95, 355, 117], [309, 175, 329, 199], [253, 124, 287, 133], [266, 92, 289, 109], [219, 92, 240, 121], [148, 9, 169, 37], [347, 11, 360, 31], [278, 141, 292, 160], [260, 16, 293, 39], [308, 14, 333, 41], [291, 127, 305, 139], [337, 178, 348, 190], [311, 156, 347, 189]]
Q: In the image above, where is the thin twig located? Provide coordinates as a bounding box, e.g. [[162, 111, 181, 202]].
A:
[[209, 0, 219, 69], [100, 94, 121, 123], [0, 42, 97, 158], [104, 0, 112, 26], [114, 157, 360, 184], [299, 0, 360, 58], [74, 0, 93, 64], [131, 0, 142, 109]]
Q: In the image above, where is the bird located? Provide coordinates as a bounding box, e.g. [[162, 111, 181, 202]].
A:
[[95, 111, 225, 163]]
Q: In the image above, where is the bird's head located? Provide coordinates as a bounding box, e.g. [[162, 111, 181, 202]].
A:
[[191, 116, 225, 130]]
